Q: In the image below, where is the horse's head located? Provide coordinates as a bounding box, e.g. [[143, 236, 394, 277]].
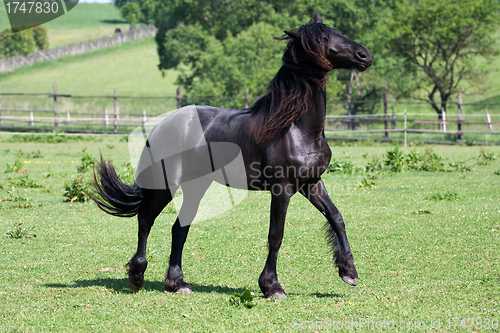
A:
[[282, 12, 372, 72]]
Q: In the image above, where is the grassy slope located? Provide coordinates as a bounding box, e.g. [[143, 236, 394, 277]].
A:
[[0, 38, 179, 96], [0, 138, 498, 332], [0, 4, 128, 47]]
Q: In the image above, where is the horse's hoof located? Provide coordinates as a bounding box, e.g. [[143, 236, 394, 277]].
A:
[[127, 279, 141, 293], [175, 287, 193, 295], [341, 276, 357, 286], [268, 292, 287, 300]]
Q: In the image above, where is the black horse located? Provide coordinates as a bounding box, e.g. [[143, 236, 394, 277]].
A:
[[92, 12, 372, 299]]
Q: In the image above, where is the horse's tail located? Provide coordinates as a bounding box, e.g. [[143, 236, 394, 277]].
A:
[[91, 157, 149, 218]]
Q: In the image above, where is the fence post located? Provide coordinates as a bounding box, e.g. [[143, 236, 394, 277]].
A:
[[142, 108, 147, 125], [245, 88, 249, 108], [486, 108, 492, 131], [383, 91, 388, 138], [392, 107, 396, 129], [66, 108, 71, 125], [53, 81, 58, 129], [176, 88, 181, 109], [442, 109, 446, 132], [457, 93, 463, 141], [0, 85, 2, 129], [104, 106, 109, 127], [404, 109, 407, 148], [114, 88, 119, 133], [30, 111, 34, 126]]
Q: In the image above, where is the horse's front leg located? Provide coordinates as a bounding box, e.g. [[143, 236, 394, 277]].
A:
[[300, 180, 358, 286], [259, 188, 292, 299]]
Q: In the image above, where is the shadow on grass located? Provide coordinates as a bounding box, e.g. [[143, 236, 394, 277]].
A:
[[100, 19, 127, 24], [310, 292, 343, 298], [45, 280, 249, 295]]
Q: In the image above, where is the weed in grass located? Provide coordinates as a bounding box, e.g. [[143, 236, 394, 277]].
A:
[[494, 170, 500, 175], [6, 221, 36, 239], [5, 132, 101, 143], [14, 174, 44, 188], [106, 144, 116, 150], [0, 188, 36, 209], [229, 289, 256, 308], [412, 209, 432, 215], [327, 159, 358, 174], [479, 147, 497, 161], [63, 175, 91, 203], [165, 202, 176, 214], [26, 149, 43, 158], [5, 159, 26, 173], [385, 146, 406, 172], [427, 191, 460, 201], [448, 161, 472, 173], [15, 149, 24, 158], [119, 162, 134, 185], [76, 148, 95, 173], [359, 178, 377, 189], [365, 155, 385, 172], [418, 147, 444, 171]]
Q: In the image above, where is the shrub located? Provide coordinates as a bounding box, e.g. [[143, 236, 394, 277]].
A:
[[64, 176, 91, 203], [0, 25, 48, 58], [385, 146, 406, 172]]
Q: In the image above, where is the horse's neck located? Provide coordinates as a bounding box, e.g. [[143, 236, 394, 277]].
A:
[[296, 89, 326, 138]]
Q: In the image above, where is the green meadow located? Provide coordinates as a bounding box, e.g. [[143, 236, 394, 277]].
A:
[[0, 135, 498, 332]]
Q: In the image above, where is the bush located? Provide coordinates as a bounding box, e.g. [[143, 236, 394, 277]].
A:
[[0, 25, 48, 58], [32, 25, 49, 50]]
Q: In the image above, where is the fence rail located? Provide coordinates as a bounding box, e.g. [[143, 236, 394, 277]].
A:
[[0, 25, 157, 72], [0, 87, 499, 144]]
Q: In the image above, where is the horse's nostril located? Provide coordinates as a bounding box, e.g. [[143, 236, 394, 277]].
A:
[[357, 51, 367, 59]]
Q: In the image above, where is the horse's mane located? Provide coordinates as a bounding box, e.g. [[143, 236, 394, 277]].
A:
[[245, 22, 333, 146]]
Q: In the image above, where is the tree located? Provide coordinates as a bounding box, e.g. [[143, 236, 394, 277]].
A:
[[115, 0, 156, 26], [380, 0, 500, 117], [0, 25, 49, 58], [154, 0, 391, 105], [158, 23, 285, 106]]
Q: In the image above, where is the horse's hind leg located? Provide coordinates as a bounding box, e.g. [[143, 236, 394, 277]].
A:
[[127, 189, 173, 292], [164, 177, 212, 294]]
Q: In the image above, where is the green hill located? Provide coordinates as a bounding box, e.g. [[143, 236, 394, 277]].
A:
[[0, 3, 129, 46]]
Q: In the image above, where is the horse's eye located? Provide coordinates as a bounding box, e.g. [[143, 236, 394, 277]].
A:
[[323, 37, 329, 44]]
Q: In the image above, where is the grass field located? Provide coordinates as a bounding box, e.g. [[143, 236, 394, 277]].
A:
[[0, 3, 128, 46], [0, 135, 498, 332]]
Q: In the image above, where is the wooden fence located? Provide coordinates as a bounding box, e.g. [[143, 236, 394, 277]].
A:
[[0, 25, 157, 72], [0, 87, 499, 144]]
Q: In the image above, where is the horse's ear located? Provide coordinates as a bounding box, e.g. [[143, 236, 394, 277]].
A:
[[313, 12, 323, 24], [284, 29, 300, 39]]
